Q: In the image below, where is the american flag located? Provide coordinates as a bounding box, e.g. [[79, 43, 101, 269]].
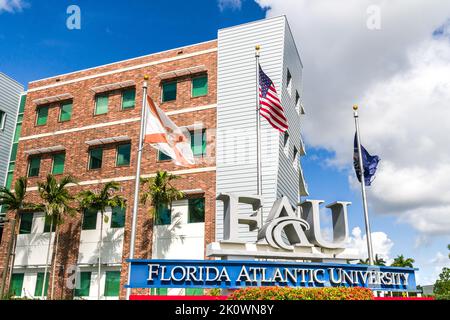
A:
[[259, 65, 288, 132]]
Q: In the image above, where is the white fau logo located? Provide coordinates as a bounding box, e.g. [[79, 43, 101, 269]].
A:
[[217, 193, 351, 252]]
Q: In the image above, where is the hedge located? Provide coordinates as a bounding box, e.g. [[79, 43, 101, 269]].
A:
[[228, 287, 374, 300]]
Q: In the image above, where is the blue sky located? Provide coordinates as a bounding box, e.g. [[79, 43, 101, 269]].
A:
[[1, 0, 449, 285]]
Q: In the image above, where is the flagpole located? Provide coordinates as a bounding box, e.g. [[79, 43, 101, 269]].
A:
[[255, 45, 263, 227], [126, 76, 148, 300], [353, 105, 375, 266]]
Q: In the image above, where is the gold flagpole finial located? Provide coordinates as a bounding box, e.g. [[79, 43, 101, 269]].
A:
[[353, 105, 359, 111], [144, 75, 149, 80], [255, 45, 261, 51]]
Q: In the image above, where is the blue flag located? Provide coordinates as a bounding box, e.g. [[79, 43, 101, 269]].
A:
[[353, 134, 380, 186]]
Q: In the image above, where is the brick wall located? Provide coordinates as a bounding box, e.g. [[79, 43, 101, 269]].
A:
[[0, 40, 218, 299]]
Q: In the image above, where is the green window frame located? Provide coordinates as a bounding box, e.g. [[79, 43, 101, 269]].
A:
[[155, 204, 171, 225], [88, 148, 103, 170], [190, 129, 207, 157], [188, 197, 205, 223], [121, 88, 136, 110], [52, 153, 65, 175], [95, 94, 109, 115], [75, 272, 91, 297], [59, 101, 72, 122], [5, 163, 15, 190], [150, 288, 168, 295], [111, 206, 126, 228], [19, 213, 33, 234], [9, 273, 24, 297], [104, 271, 121, 297], [116, 144, 131, 167], [186, 288, 204, 296], [28, 157, 41, 177], [36, 106, 49, 126], [158, 151, 172, 162], [44, 215, 57, 233], [82, 208, 97, 230], [162, 81, 177, 102], [192, 75, 208, 97], [34, 272, 50, 297]]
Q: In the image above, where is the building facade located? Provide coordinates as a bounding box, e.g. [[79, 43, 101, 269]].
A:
[[0, 73, 24, 243], [0, 16, 307, 300]]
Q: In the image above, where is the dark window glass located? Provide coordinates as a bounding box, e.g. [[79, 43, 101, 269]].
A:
[[162, 82, 177, 102], [82, 208, 97, 230], [188, 198, 205, 223], [111, 206, 125, 228], [19, 213, 33, 234], [89, 148, 103, 170], [155, 204, 171, 225]]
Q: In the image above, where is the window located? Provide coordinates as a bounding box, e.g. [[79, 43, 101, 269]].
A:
[[0, 110, 6, 130], [82, 208, 97, 230], [192, 75, 208, 97], [59, 101, 72, 122], [116, 144, 131, 167], [89, 148, 103, 170], [293, 146, 299, 171], [34, 272, 50, 297], [158, 151, 172, 161], [162, 82, 177, 102], [186, 288, 204, 296], [283, 132, 290, 156], [155, 204, 171, 225], [295, 91, 300, 114], [188, 197, 205, 223], [75, 272, 91, 297], [286, 69, 292, 96], [104, 271, 121, 297], [95, 94, 109, 115], [190, 129, 207, 157], [150, 288, 168, 295], [28, 157, 41, 177], [111, 206, 125, 228], [52, 153, 65, 175], [19, 213, 33, 234], [122, 88, 136, 109], [9, 273, 24, 297], [44, 215, 57, 233], [13, 115, 22, 143], [36, 106, 49, 126], [5, 163, 15, 190]]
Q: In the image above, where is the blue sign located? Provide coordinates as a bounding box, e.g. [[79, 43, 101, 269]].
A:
[[126, 259, 418, 292]]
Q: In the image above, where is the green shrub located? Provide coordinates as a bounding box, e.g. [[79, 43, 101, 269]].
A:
[[228, 287, 374, 300]]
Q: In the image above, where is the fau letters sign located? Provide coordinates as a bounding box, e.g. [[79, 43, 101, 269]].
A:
[[126, 259, 417, 292]]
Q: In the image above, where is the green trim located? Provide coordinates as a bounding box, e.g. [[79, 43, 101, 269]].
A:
[[192, 75, 208, 97], [9, 273, 24, 297], [95, 94, 108, 115], [116, 144, 131, 166], [104, 271, 121, 296], [121, 88, 136, 109], [34, 272, 50, 297], [162, 82, 177, 102], [52, 153, 65, 175], [36, 106, 49, 126], [59, 101, 72, 122], [82, 208, 97, 230], [75, 272, 91, 297], [28, 157, 41, 177], [89, 148, 103, 170]]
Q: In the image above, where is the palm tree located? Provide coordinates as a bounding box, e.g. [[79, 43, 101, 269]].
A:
[[36, 174, 77, 300], [358, 254, 386, 266], [391, 254, 415, 268], [77, 181, 126, 300], [374, 254, 386, 266], [140, 171, 184, 219], [0, 177, 33, 298]]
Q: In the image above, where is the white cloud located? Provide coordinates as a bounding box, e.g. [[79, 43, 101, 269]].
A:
[[343, 227, 394, 262], [254, 0, 450, 235], [0, 0, 27, 13], [218, 0, 242, 12]]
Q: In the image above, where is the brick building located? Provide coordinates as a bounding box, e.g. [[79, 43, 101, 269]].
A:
[[0, 16, 307, 300]]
